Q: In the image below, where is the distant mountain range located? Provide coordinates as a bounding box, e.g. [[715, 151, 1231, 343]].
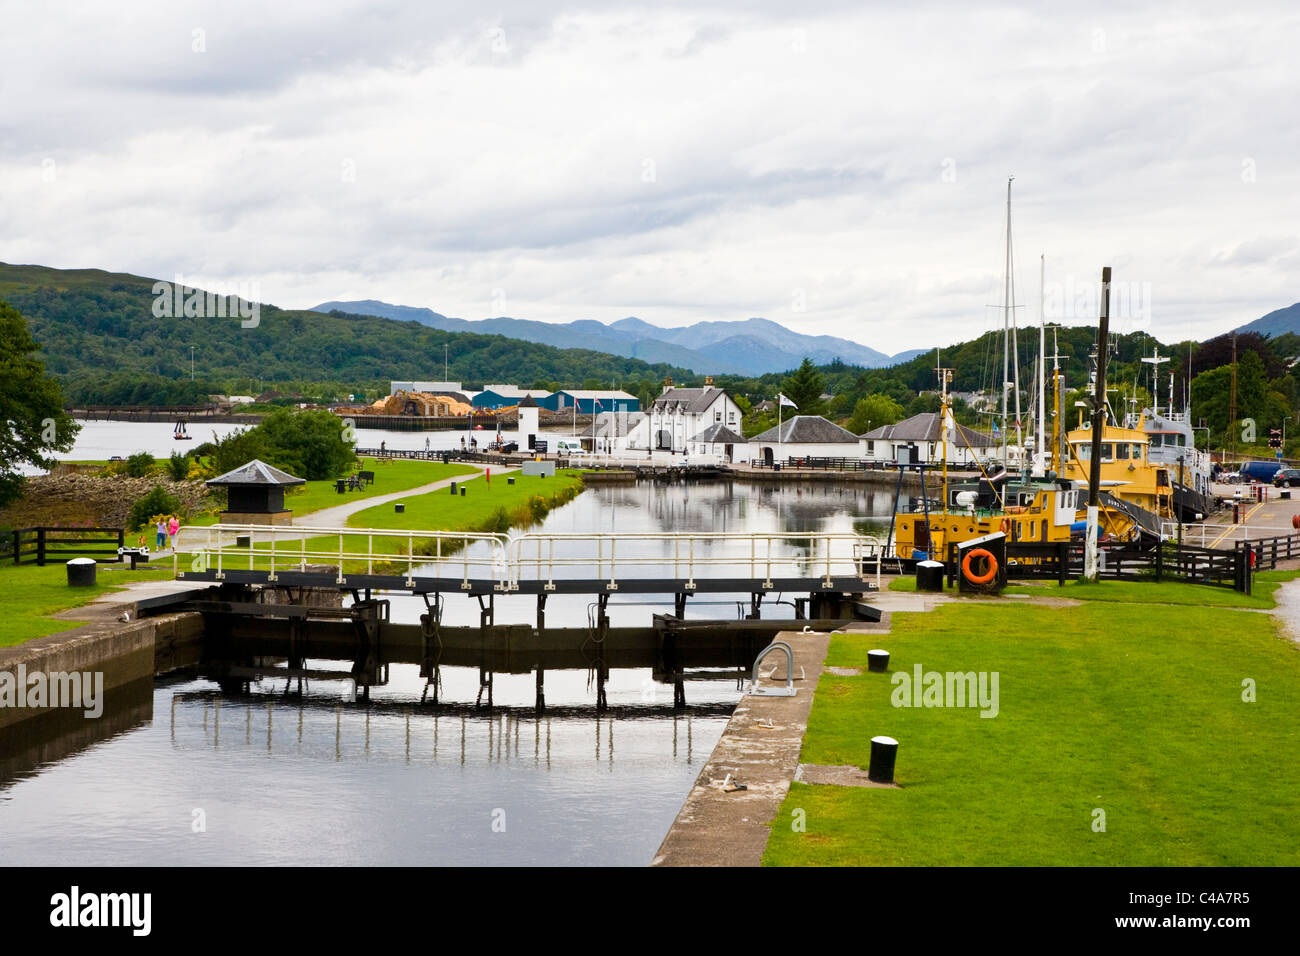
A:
[[1233, 302, 1300, 338], [311, 300, 925, 375]]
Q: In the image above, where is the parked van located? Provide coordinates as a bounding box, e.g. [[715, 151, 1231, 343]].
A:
[[555, 439, 584, 455], [1238, 460, 1283, 483]]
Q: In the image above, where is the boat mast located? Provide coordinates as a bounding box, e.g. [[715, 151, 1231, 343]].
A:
[[1037, 253, 1046, 472], [998, 178, 1019, 468]]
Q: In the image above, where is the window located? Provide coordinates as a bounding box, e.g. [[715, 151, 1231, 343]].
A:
[[715, 410, 722, 422], [1075, 444, 1091, 461], [1100, 443, 1113, 461], [1115, 442, 1129, 460], [728, 412, 736, 424]]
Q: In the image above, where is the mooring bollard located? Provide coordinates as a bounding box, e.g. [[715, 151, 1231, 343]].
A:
[[236, 535, 251, 549], [868, 735, 899, 783], [916, 559, 944, 592], [395, 503, 405, 513], [867, 649, 890, 672], [66, 557, 96, 587], [507, 477, 515, 486], [450, 482, 457, 496], [460, 486, 466, 496]]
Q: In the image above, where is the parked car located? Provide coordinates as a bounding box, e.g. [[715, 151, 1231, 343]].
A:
[[1273, 468, 1300, 487]]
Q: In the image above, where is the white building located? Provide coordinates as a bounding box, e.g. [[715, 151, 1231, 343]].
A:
[[686, 423, 748, 463], [749, 416, 861, 466], [583, 411, 646, 453], [629, 379, 744, 453], [859, 412, 996, 466]]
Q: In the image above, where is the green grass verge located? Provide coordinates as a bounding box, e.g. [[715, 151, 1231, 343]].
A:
[[763, 595, 1300, 866], [189, 470, 587, 576], [888, 569, 1300, 609], [0, 562, 174, 648], [281, 457, 478, 519]]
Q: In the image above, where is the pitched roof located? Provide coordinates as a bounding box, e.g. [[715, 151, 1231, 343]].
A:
[[651, 385, 727, 415], [583, 411, 646, 437], [690, 423, 746, 444], [750, 415, 859, 444], [517, 394, 539, 408], [860, 412, 996, 447], [205, 459, 306, 487], [557, 389, 637, 401]]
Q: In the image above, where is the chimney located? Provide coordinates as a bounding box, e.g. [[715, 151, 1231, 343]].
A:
[[664, 374, 674, 388], [704, 375, 714, 388]]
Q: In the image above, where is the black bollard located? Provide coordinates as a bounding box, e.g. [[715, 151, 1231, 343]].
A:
[[236, 535, 251, 549], [508, 477, 515, 485], [460, 486, 466, 496], [868, 735, 899, 783], [395, 503, 405, 513], [916, 559, 944, 592], [450, 482, 457, 496], [66, 558, 96, 587], [867, 649, 890, 672]]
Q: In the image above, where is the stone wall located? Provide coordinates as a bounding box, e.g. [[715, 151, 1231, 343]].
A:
[[4, 473, 215, 528]]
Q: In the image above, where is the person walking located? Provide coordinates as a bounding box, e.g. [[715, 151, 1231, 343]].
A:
[[168, 515, 180, 549], [155, 518, 167, 551], [424, 436, 430, 454]]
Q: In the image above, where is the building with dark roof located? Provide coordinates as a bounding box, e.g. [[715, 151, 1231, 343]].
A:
[[749, 415, 861, 466], [205, 459, 306, 525], [859, 412, 996, 465], [626, 377, 743, 453]]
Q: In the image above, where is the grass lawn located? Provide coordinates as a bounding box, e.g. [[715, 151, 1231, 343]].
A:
[[188, 470, 588, 575], [889, 569, 1300, 609], [185, 457, 479, 527], [764, 582, 1300, 866], [0, 562, 173, 648], [345, 469, 584, 536]]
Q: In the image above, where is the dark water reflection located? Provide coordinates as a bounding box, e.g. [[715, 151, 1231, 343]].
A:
[[0, 481, 895, 866]]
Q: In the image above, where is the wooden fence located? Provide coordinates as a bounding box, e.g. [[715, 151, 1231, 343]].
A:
[[6, 527, 126, 566], [943, 539, 1253, 593]]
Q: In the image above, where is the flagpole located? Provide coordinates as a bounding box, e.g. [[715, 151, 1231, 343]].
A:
[[778, 398, 782, 467]]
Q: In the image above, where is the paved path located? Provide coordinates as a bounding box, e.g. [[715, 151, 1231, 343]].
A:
[[292, 464, 506, 528]]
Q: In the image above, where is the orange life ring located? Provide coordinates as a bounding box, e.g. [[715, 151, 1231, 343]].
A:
[[1000, 517, 1013, 534], [962, 548, 999, 585], [1292, 514, 1300, 531]]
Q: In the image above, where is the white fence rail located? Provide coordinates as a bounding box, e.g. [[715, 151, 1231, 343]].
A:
[[173, 524, 881, 591]]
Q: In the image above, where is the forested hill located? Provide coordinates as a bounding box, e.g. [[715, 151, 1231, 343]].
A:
[[0, 263, 696, 406]]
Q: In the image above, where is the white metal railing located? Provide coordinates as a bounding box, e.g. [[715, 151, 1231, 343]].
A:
[[172, 523, 511, 589], [172, 524, 882, 592], [1159, 520, 1300, 549], [508, 531, 881, 591]]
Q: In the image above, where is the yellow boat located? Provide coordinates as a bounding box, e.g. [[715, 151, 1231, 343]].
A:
[[1061, 418, 1173, 521], [891, 371, 1151, 560]]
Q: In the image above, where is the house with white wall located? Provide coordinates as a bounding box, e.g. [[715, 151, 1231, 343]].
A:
[[749, 416, 861, 466], [627, 379, 743, 453], [859, 412, 996, 465]]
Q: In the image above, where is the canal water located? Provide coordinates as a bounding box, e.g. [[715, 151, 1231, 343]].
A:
[[0, 481, 895, 865]]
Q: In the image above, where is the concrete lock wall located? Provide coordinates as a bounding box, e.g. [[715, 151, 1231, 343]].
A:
[[0, 612, 204, 731]]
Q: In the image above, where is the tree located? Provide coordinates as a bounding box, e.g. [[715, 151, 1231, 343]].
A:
[[128, 485, 180, 531], [0, 299, 79, 507], [847, 394, 905, 435], [780, 358, 826, 417], [211, 409, 356, 480], [125, 451, 155, 477]]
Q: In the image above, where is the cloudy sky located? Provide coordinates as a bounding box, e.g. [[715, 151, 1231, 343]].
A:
[[2, 0, 1296, 354]]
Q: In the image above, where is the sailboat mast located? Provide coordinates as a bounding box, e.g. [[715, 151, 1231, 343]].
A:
[[1001, 177, 1012, 465], [1038, 253, 1046, 470]]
